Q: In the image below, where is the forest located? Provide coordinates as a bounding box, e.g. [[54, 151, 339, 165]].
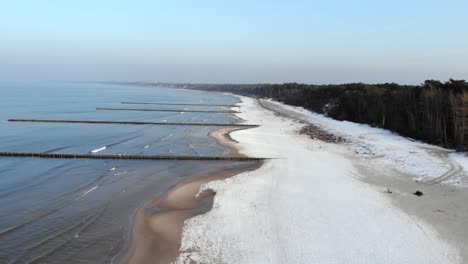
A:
[[179, 80, 468, 149]]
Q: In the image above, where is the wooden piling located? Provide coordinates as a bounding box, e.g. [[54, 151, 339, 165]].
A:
[[121, 102, 238, 107], [96, 107, 240, 113], [8, 119, 258, 127], [0, 152, 265, 161]]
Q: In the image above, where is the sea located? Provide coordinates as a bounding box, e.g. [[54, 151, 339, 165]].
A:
[[0, 82, 248, 263]]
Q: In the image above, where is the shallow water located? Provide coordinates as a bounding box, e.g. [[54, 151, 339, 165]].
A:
[[0, 83, 243, 263]]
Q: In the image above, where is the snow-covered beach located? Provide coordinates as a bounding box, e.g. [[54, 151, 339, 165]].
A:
[[176, 95, 467, 264]]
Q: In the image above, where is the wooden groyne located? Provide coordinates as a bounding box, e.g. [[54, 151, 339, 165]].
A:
[[8, 119, 258, 127], [0, 152, 265, 161], [121, 102, 238, 107], [96, 107, 240, 113]]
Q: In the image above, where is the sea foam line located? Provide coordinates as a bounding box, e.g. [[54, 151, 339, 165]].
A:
[[91, 146, 107, 153], [76, 185, 98, 200]]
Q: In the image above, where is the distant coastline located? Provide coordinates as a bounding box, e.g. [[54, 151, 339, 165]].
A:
[[108, 80, 468, 150]]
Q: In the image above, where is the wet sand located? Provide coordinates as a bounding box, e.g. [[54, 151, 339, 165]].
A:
[[209, 127, 247, 157], [120, 127, 261, 264]]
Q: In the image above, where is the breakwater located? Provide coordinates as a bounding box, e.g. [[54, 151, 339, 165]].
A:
[[8, 119, 258, 127], [0, 152, 265, 161], [96, 107, 240, 113], [121, 102, 238, 107]]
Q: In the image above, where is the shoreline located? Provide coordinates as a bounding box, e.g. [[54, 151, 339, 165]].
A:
[[120, 165, 261, 264], [120, 93, 466, 263], [257, 98, 468, 262], [120, 113, 262, 263], [208, 127, 248, 157], [175, 95, 461, 263]]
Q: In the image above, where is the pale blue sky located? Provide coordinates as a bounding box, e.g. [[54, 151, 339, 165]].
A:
[[1, 0, 467, 84]]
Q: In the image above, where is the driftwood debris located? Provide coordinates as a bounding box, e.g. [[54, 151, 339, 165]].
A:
[[299, 125, 347, 144]]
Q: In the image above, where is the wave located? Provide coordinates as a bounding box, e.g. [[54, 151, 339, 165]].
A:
[[114, 171, 128, 176], [90, 146, 106, 153], [8, 208, 105, 264], [0, 161, 75, 199], [43, 146, 71, 153], [162, 133, 173, 141], [107, 135, 140, 148], [75, 185, 98, 200]]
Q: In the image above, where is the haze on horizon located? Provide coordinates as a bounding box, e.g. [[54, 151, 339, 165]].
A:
[[1, 0, 467, 85]]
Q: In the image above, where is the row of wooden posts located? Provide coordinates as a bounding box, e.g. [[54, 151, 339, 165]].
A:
[[4, 102, 263, 161], [8, 119, 258, 127], [0, 152, 265, 161]]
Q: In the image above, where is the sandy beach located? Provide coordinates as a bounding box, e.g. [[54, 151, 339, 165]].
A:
[[3, 1, 465, 263], [209, 127, 247, 157], [174, 95, 467, 263], [121, 125, 261, 264]]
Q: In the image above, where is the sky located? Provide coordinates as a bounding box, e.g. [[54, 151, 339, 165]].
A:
[[0, 0, 467, 84]]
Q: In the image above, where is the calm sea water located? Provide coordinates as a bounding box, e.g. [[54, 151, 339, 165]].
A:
[[0, 83, 247, 263]]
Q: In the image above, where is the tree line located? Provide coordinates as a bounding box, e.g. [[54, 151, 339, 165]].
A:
[[181, 79, 468, 149]]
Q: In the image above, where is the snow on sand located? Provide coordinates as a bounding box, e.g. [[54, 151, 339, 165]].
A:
[[261, 99, 467, 184], [175, 96, 460, 264]]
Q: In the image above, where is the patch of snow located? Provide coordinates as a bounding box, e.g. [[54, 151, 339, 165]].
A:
[[447, 153, 468, 185], [262, 99, 455, 183], [449, 153, 468, 172], [176, 96, 459, 264]]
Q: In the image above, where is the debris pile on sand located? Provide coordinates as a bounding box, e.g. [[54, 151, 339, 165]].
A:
[[299, 124, 347, 143]]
